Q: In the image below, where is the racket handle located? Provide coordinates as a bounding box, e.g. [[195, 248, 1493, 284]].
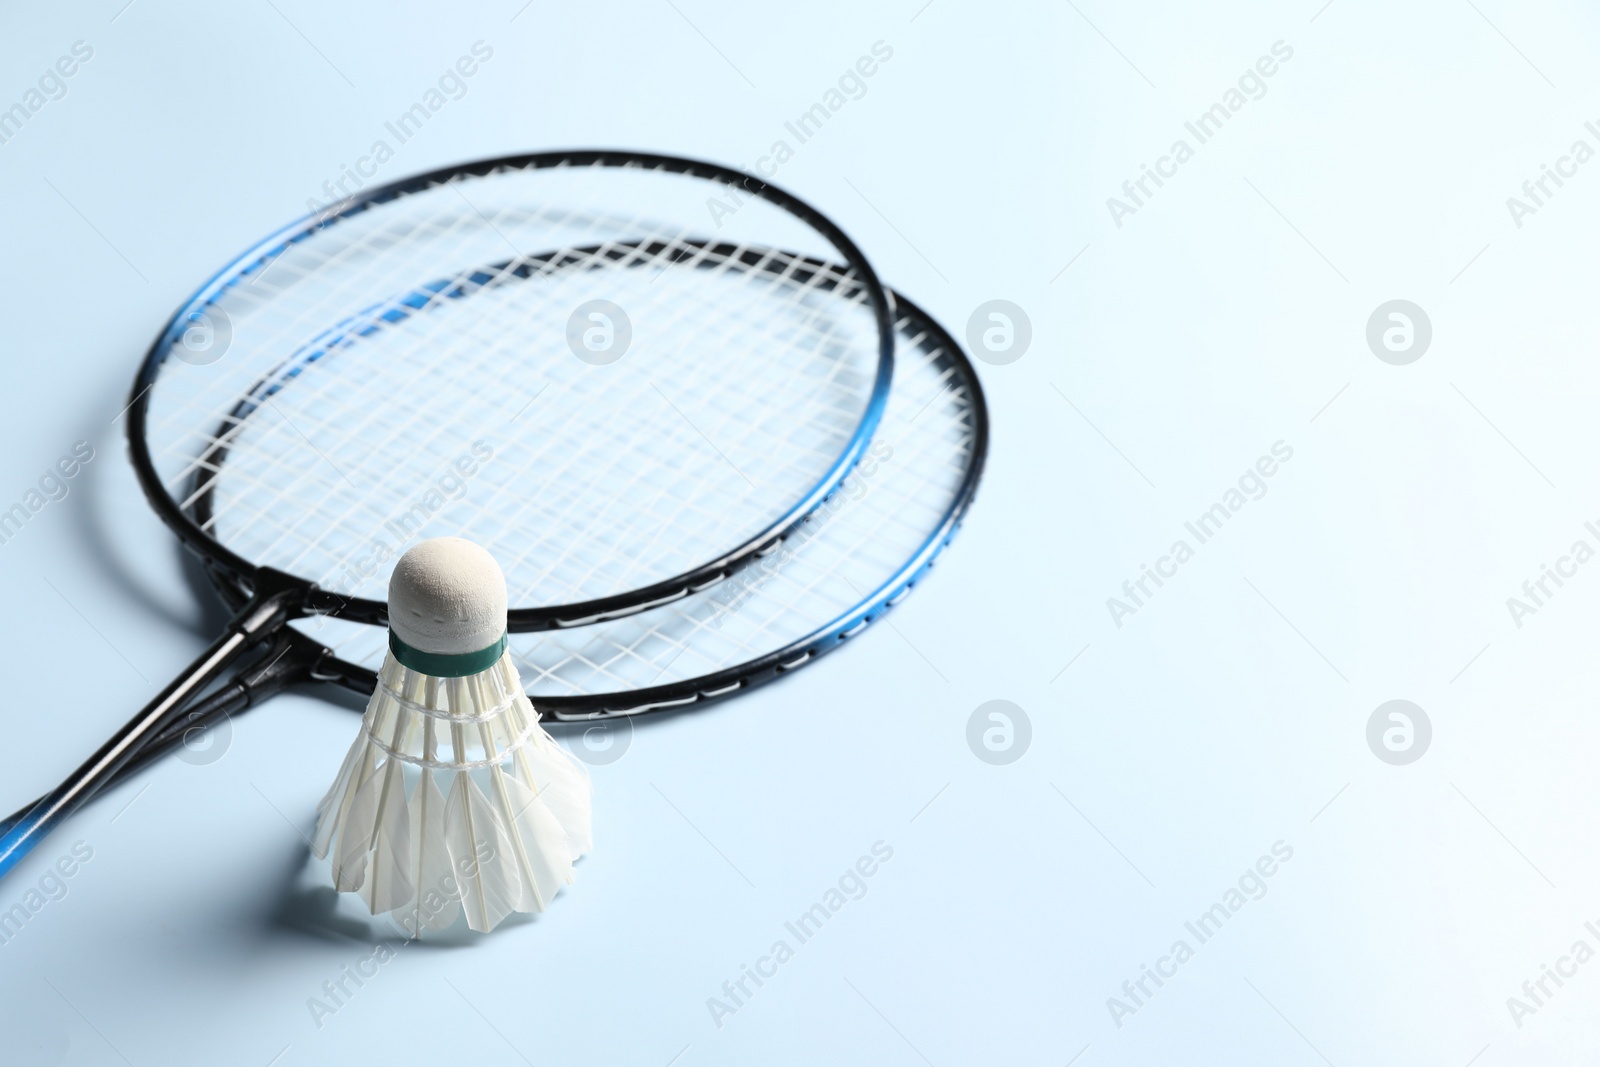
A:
[[0, 583, 300, 881], [0, 683, 252, 838], [0, 628, 322, 836]]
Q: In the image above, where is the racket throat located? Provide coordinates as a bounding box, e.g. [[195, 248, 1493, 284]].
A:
[[235, 567, 312, 632]]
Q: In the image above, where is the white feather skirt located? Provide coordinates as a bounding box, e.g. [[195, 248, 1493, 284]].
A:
[[311, 649, 592, 935]]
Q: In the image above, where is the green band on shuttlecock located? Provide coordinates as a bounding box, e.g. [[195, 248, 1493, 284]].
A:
[[388, 630, 508, 678]]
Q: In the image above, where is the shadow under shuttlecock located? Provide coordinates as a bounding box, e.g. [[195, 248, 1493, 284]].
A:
[[266, 842, 383, 945], [265, 840, 551, 949]]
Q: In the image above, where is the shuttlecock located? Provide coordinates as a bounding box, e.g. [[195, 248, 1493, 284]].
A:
[[311, 536, 592, 935]]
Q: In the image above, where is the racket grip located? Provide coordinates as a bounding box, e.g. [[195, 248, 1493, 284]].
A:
[[0, 583, 299, 882]]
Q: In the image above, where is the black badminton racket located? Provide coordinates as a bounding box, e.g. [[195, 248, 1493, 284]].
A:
[[0, 150, 894, 879]]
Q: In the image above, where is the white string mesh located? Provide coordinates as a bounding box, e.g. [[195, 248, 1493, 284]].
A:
[[297, 296, 981, 700], [143, 160, 885, 608]]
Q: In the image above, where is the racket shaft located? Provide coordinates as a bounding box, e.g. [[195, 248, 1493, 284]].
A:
[[0, 682, 251, 836], [0, 627, 323, 834], [0, 589, 295, 881]]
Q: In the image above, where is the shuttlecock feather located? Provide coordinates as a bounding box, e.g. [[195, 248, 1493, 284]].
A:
[[312, 537, 592, 935]]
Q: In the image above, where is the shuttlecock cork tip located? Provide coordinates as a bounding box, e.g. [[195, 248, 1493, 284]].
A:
[[387, 537, 508, 656]]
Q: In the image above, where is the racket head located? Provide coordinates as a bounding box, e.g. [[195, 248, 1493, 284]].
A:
[[129, 150, 894, 630], [248, 287, 987, 720]]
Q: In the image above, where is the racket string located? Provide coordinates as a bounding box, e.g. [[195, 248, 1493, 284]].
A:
[[293, 305, 970, 695], [192, 252, 871, 568], [149, 163, 886, 608]]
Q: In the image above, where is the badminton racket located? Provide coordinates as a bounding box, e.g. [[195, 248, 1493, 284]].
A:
[[0, 150, 894, 879], [1, 288, 986, 829]]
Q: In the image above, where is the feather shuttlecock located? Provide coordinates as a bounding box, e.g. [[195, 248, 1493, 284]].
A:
[[311, 537, 592, 935]]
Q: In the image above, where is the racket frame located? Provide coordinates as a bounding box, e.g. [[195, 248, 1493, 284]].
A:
[[127, 150, 896, 632], [197, 289, 988, 721]]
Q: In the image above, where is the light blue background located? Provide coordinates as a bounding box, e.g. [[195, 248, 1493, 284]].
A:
[[2, 1, 1599, 1064]]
